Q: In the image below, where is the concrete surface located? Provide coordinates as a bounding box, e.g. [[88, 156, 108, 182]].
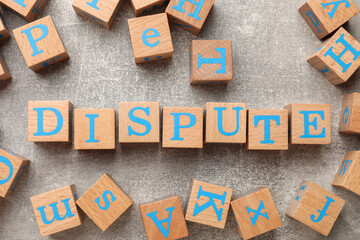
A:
[[0, 0, 360, 239]]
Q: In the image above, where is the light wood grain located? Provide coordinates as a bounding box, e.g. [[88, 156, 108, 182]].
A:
[[339, 92, 360, 134], [0, 0, 49, 21], [0, 14, 10, 41], [0, 50, 11, 81], [130, 0, 168, 16]]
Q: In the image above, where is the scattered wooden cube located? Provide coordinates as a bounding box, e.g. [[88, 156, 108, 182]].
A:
[[0, 146, 29, 198], [0, 0, 49, 22], [231, 187, 282, 240], [332, 151, 360, 196], [247, 109, 288, 150], [185, 180, 232, 228], [140, 195, 188, 240], [285, 103, 331, 144], [128, 13, 173, 63], [162, 107, 203, 148], [13, 16, 69, 72], [308, 27, 360, 85], [286, 180, 345, 236], [205, 102, 246, 143], [299, 0, 359, 39], [0, 14, 10, 41], [0, 51, 11, 82], [28, 101, 71, 142], [72, 0, 123, 29], [339, 92, 360, 134], [130, 0, 168, 17], [74, 109, 115, 150], [166, 0, 214, 35], [76, 174, 133, 231], [190, 40, 233, 85], [30, 185, 82, 237], [119, 102, 160, 143]]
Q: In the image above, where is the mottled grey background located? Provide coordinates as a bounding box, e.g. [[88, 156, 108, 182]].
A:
[[0, 0, 359, 239]]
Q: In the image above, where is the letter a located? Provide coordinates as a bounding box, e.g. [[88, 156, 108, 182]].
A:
[[146, 207, 175, 238]]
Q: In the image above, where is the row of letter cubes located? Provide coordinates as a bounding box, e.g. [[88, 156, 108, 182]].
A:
[[27, 101, 333, 150]]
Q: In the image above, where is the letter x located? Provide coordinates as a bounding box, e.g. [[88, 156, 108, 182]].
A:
[[246, 200, 269, 226]]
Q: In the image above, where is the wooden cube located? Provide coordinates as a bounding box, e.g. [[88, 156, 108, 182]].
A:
[[30, 185, 82, 237], [231, 187, 282, 240], [128, 13, 173, 64], [13, 16, 69, 72], [247, 109, 288, 150], [332, 151, 360, 195], [0, 0, 49, 22], [28, 101, 71, 142], [185, 180, 232, 228], [285, 104, 331, 144], [205, 102, 246, 143], [0, 51, 11, 82], [119, 102, 160, 143], [74, 109, 115, 150], [130, 0, 168, 17], [140, 195, 188, 240], [286, 181, 345, 236], [0, 146, 29, 197], [299, 0, 359, 39], [162, 107, 203, 148], [72, 0, 123, 29], [76, 174, 133, 231], [339, 92, 360, 134], [166, 0, 214, 35], [308, 27, 360, 85], [0, 14, 10, 41], [190, 40, 233, 85]]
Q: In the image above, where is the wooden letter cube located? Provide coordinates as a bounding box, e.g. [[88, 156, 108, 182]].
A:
[[28, 101, 71, 142], [205, 102, 246, 143], [13, 16, 69, 72], [299, 0, 359, 39], [308, 27, 360, 85], [0, 147, 29, 197], [72, 0, 123, 29], [130, 0, 168, 17], [119, 102, 160, 143], [0, 14, 10, 41], [231, 187, 282, 240], [0, 0, 49, 22], [166, 0, 214, 35], [247, 109, 288, 150], [74, 109, 115, 150], [162, 107, 203, 148], [31, 185, 82, 236], [190, 40, 233, 85], [286, 181, 345, 236], [185, 180, 232, 228], [332, 151, 360, 195], [128, 13, 173, 64], [285, 103, 331, 144], [140, 195, 188, 240], [339, 92, 360, 134], [0, 51, 11, 82], [76, 174, 133, 231]]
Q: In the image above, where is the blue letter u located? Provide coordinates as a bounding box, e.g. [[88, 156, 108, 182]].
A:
[[214, 107, 243, 136], [36, 198, 75, 225]]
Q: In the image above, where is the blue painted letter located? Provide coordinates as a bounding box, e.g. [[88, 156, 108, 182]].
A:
[[173, 0, 205, 20], [146, 207, 174, 238], [21, 24, 49, 57], [94, 190, 117, 210], [339, 160, 352, 176], [85, 114, 99, 143], [214, 107, 243, 136], [254, 115, 280, 144], [171, 113, 196, 141], [198, 48, 226, 74], [33, 108, 63, 136], [128, 107, 152, 136], [0, 156, 13, 185], [14, 0, 26, 7], [321, 0, 350, 19], [86, 0, 100, 10], [310, 196, 335, 223], [246, 200, 269, 226], [142, 28, 160, 48], [37, 198, 75, 225], [300, 111, 325, 139], [306, 11, 321, 33]]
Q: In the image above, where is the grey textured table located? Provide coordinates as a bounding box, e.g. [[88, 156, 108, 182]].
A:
[[0, 0, 360, 239]]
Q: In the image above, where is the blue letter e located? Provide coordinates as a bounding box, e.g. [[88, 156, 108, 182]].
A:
[[33, 108, 63, 136], [300, 111, 326, 139], [142, 28, 160, 48], [21, 24, 49, 57], [171, 113, 196, 141]]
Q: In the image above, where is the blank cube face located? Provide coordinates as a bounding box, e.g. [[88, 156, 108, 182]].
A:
[[247, 109, 288, 150], [76, 174, 133, 231], [72, 0, 123, 29], [0, 51, 11, 82], [0, 0, 49, 22], [131, 0, 168, 16], [162, 107, 203, 148], [128, 13, 173, 64], [185, 180, 233, 229], [308, 27, 360, 85], [28, 101, 70, 142], [285, 104, 331, 144], [299, 0, 359, 39], [190, 40, 233, 85], [0, 147, 29, 198], [286, 181, 345, 236], [339, 93, 360, 134], [166, 0, 215, 35], [231, 187, 282, 240], [74, 109, 115, 150], [119, 102, 160, 143], [205, 102, 246, 143], [31, 185, 82, 237], [140, 195, 188, 240], [13, 16, 69, 72], [0, 15, 10, 41], [332, 151, 360, 195]]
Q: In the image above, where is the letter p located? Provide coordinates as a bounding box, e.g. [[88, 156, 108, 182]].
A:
[[21, 24, 49, 57], [171, 113, 196, 141]]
